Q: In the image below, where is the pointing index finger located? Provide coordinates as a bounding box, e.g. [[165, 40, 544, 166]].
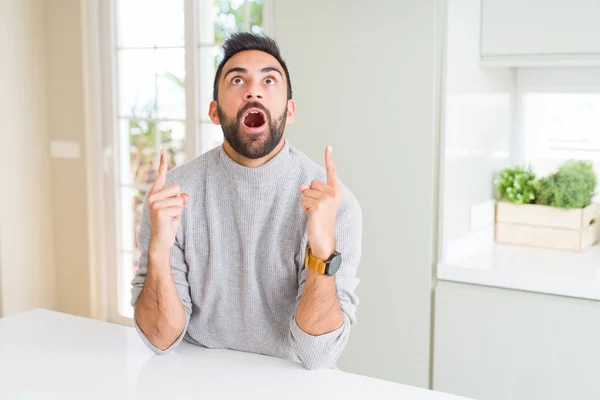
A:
[[325, 145, 339, 190], [151, 150, 167, 192]]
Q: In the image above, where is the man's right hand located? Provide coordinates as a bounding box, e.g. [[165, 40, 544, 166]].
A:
[[148, 150, 189, 254]]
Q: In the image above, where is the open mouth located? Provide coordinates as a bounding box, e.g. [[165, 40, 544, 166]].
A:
[[242, 109, 267, 129]]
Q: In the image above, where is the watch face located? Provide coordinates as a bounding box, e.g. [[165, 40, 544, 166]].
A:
[[326, 254, 342, 276]]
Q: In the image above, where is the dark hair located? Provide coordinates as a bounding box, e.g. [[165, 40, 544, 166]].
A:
[[212, 33, 293, 101]]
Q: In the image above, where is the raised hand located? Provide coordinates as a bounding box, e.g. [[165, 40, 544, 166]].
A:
[[299, 146, 342, 261], [148, 150, 189, 253]]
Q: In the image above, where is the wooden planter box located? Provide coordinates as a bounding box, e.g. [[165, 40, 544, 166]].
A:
[[495, 202, 600, 252]]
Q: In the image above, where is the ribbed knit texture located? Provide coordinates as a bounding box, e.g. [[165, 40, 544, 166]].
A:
[[130, 139, 362, 370]]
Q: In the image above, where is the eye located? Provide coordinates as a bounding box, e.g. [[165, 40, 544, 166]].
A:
[[264, 77, 277, 85], [231, 77, 244, 85]]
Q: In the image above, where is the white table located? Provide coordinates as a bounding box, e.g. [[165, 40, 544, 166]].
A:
[[0, 309, 472, 399]]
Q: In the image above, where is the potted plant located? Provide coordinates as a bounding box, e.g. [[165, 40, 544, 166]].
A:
[[494, 161, 599, 252]]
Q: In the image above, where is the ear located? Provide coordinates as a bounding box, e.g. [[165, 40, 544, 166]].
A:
[[208, 100, 220, 124], [286, 99, 296, 124]]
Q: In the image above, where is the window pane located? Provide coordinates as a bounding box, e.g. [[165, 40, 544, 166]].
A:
[[199, 0, 264, 44], [121, 118, 159, 185], [118, 49, 156, 118], [115, 0, 187, 322], [158, 121, 187, 166], [156, 48, 186, 119], [523, 93, 600, 178], [117, 0, 156, 48], [132, 187, 148, 260], [118, 183, 147, 319], [119, 187, 135, 253], [248, 0, 263, 34], [200, 121, 224, 152], [119, 251, 134, 318], [117, 0, 184, 48], [118, 184, 148, 319], [213, 0, 246, 44], [119, 186, 148, 252], [155, 0, 185, 47], [198, 46, 221, 113], [523, 93, 600, 151], [198, 0, 215, 45]]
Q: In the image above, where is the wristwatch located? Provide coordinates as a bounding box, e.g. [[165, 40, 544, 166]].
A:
[[304, 246, 342, 276]]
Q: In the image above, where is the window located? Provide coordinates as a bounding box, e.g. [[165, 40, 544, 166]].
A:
[[518, 69, 600, 192], [108, 0, 266, 320]]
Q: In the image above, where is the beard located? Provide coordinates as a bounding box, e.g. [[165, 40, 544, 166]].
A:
[[217, 101, 287, 159]]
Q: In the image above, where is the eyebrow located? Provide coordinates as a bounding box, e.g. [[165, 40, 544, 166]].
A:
[[223, 67, 247, 81], [222, 66, 284, 81], [260, 66, 284, 78]]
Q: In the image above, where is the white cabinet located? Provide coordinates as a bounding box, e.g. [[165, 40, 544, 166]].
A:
[[433, 281, 600, 400], [481, 0, 600, 66]]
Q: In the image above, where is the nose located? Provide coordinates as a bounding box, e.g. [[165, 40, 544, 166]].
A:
[[244, 92, 263, 101], [244, 81, 263, 101]]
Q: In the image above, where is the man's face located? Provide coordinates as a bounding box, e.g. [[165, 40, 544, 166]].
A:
[[209, 50, 295, 159]]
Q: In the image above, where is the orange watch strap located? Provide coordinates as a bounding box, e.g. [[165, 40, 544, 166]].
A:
[[304, 247, 327, 275]]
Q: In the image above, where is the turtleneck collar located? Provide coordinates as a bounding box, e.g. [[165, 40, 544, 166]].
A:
[[217, 139, 292, 186]]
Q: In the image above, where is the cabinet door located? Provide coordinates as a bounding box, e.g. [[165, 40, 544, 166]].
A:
[[481, 0, 600, 58], [433, 281, 600, 400]]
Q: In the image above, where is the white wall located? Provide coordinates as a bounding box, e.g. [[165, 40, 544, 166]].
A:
[[44, 0, 91, 318], [433, 281, 600, 400], [273, 0, 442, 387], [0, 0, 56, 316], [441, 0, 515, 243]]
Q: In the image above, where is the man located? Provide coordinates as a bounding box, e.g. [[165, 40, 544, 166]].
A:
[[131, 33, 362, 370]]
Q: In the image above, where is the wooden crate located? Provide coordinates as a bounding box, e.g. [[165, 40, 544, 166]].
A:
[[495, 202, 600, 252]]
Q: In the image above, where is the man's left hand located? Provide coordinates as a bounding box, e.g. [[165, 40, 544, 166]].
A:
[[299, 146, 342, 261]]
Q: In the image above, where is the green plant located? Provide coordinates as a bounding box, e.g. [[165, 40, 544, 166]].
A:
[[213, 0, 263, 44], [495, 166, 537, 205], [536, 160, 597, 209]]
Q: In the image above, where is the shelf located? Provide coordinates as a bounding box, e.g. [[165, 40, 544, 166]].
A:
[[438, 226, 600, 301]]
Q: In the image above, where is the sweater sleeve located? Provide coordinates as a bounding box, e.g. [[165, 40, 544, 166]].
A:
[[289, 190, 362, 370], [130, 185, 192, 354]]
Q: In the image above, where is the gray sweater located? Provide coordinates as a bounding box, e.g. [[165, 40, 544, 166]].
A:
[[130, 139, 362, 370]]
